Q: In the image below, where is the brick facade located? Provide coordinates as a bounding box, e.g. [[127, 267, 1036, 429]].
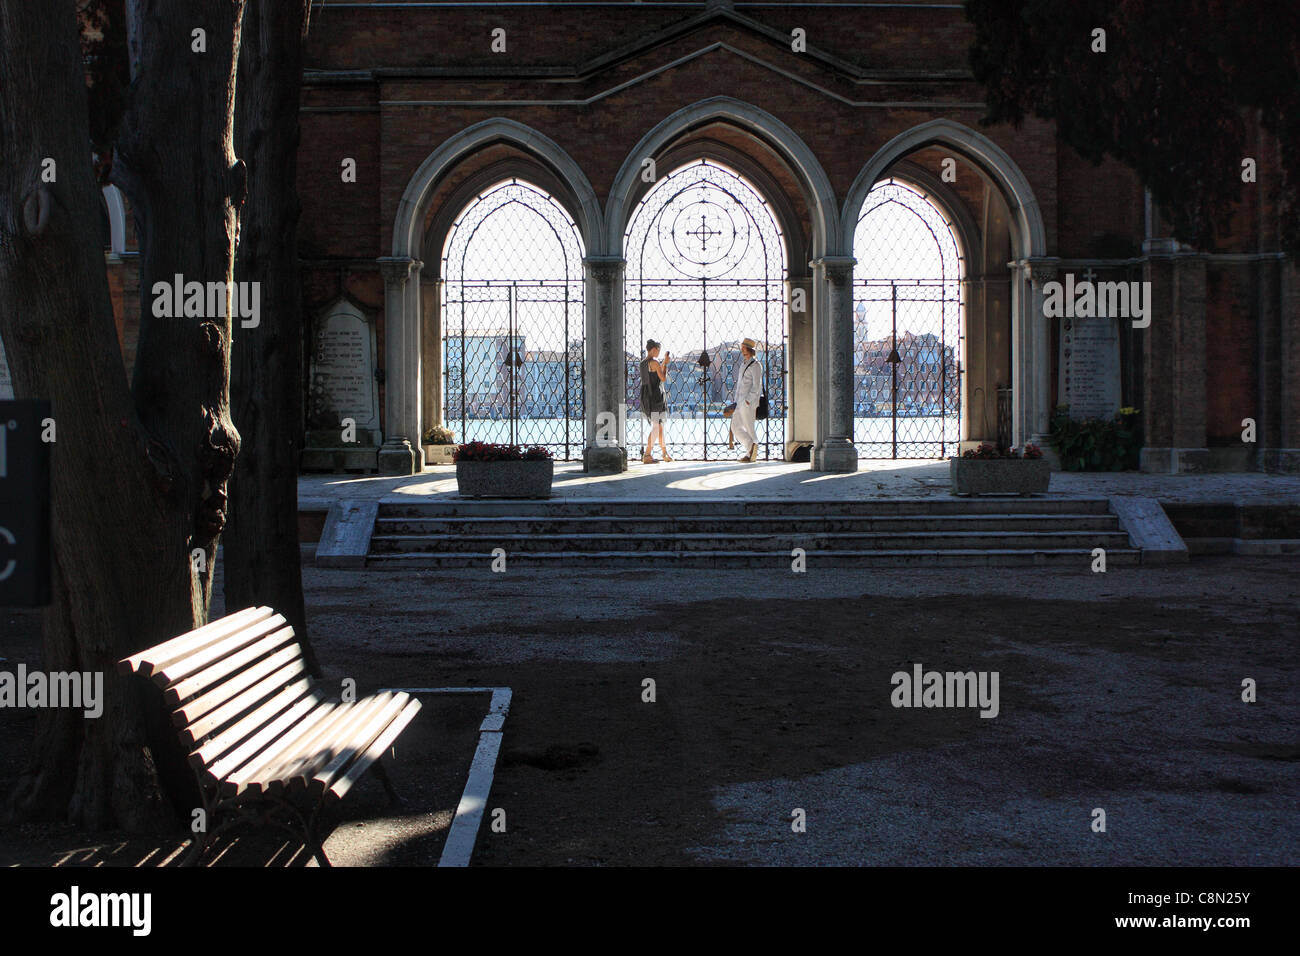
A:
[[81, 2, 1297, 473]]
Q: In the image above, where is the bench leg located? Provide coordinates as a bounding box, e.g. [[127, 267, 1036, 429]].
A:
[[181, 832, 210, 867], [283, 799, 332, 867], [370, 758, 405, 809], [305, 807, 332, 867]]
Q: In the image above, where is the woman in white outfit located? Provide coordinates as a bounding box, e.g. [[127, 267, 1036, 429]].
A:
[[731, 337, 762, 462]]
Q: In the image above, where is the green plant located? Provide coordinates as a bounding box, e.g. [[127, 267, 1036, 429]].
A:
[[453, 442, 553, 463], [1049, 405, 1142, 471], [423, 424, 455, 445]]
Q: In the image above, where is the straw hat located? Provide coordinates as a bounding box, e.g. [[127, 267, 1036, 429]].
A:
[[741, 337, 757, 351]]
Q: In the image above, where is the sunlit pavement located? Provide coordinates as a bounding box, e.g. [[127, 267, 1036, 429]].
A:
[[300, 459, 1300, 507]]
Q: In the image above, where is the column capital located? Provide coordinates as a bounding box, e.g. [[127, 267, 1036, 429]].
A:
[[1021, 257, 1060, 285], [377, 256, 421, 287], [583, 256, 626, 280], [811, 256, 857, 282]]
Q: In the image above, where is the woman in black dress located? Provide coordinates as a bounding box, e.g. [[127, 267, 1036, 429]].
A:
[[640, 339, 672, 464]]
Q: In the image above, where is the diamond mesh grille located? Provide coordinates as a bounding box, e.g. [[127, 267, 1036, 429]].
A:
[[441, 180, 585, 458], [852, 179, 963, 458], [624, 160, 788, 460]]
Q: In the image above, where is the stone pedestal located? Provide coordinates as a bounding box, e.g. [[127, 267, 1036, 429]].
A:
[[378, 438, 419, 475]]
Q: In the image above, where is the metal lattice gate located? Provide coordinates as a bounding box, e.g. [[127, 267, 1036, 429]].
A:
[[852, 279, 961, 458], [439, 180, 585, 459], [624, 160, 788, 461], [442, 280, 584, 457], [852, 178, 964, 459]]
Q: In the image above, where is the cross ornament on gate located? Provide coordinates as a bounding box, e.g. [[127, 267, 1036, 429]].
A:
[[685, 213, 722, 252]]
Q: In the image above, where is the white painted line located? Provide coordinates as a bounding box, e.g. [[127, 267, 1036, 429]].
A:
[[381, 686, 511, 868], [439, 730, 503, 868]]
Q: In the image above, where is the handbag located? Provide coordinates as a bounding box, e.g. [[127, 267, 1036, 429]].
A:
[[723, 403, 736, 418], [748, 357, 770, 420]]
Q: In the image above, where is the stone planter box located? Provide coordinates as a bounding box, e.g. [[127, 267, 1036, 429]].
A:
[[456, 459, 554, 499], [423, 444, 457, 466], [949, 457, 1051, 496]]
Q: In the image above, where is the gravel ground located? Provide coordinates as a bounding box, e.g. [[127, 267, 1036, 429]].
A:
[[4, 554, 1296, 866], [298, 555, 1298, 866]]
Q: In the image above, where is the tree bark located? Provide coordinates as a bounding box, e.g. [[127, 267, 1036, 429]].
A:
[[0, 0, 245, 829], [226, 0, 318, 675]]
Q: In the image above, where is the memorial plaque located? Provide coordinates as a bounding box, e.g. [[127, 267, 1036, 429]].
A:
[[0, 334, 13, 400], [0, 400, 52, 607], [308, 301, 380, 441], [1058, 314, 1121, 420]]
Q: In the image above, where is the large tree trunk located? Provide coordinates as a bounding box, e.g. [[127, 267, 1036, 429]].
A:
[[115, 0, 247, 618], [0, 0, 246, 829], [226, 0, 318, 675]]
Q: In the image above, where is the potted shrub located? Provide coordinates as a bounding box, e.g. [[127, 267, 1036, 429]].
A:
[[949, 442, 1051, 496], [423, 424, 457, 465], [1048, 405, 1143, 471], [454, 442, 554, 498]]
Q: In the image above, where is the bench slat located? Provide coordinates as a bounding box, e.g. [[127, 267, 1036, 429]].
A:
[[309, 693, 412, 795], [170, 638, 302, 729], [186, 675, 314, 769], [150, 613, 289, 687], [179, 658, 308, 747], [250, 700, 370, 797], [164, 627, 299, 707], [280, 693, 397, 794], [250, 697, 384, 796], [325, 697, 423, 802], [215, 700, 339, 797], [118, 606, 274, 677]]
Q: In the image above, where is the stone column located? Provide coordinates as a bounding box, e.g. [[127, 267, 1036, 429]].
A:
[[1024, 259, 1057, 452], [786, 275, 815, 459], [583, 256, 627, 473], [1009, 259, 1057, 459], [1140, 246, 1209, 472], [377, 256, 423, 475], [420, 275, 442, 442], [811, 256, 858, 472]]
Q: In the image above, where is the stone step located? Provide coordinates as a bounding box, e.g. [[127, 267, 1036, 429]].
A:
[[365, 548, 1143, 569], [376, 496, 1114, 519], [369, 530, 1133, 554], [374, 513, 1121, 536]]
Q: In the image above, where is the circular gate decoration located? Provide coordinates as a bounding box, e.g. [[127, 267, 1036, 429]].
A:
[[658, 190, 748, 278]]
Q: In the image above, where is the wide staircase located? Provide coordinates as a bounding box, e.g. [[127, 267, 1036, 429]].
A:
[[365, 497, 1140, 568]]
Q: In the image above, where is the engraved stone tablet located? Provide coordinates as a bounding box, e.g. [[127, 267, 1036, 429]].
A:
[[308, 300, 380, 442], [1058, 313, 1121, 420]]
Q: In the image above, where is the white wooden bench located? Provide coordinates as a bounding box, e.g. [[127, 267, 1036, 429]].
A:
[[118, 606, 422, 866]]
